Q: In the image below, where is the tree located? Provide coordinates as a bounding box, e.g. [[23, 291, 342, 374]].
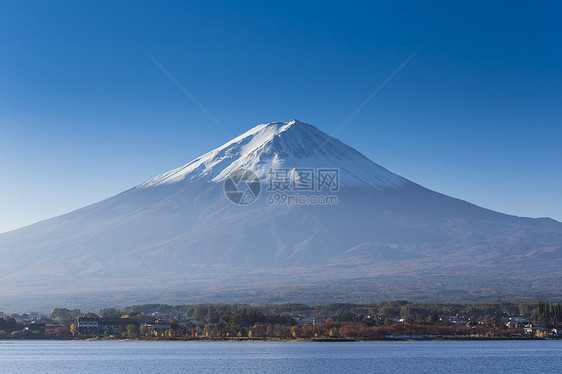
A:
[[103, 328, 113, 338], [127, 324, 139, 338], [429, 311, 440, 325], [70, 323, 77, 336], [139, 324, 150, 337], [336, 311, 357, 323], [0, 317, 19, 333], [51, 308, 81, 322], [99, 308, 121, 318], [118, 325, 127, 337], [169, 319, 180, 331]]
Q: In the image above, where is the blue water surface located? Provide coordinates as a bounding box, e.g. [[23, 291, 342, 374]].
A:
[[0, 340, 560, 373]]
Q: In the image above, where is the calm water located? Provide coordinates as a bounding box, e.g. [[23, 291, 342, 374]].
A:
[[0, 340, 561, 373]]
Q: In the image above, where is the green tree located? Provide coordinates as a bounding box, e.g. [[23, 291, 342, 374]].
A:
[[429, 310, 440, 325], [127, 324, 139, 338], [118, 325, 127, 337], [0, 317, 19, 333], [51, 308, 81, 321], [139, 324, 150, 337], [170, 319, 180, 331], [99, 308, 122, 318]]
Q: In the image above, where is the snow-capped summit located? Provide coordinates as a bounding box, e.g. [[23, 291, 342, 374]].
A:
[[140, 119, 410, 190]]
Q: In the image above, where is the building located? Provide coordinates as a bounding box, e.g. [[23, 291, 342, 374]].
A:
[[77, 317, 99, 331], [98, 318, 137, 334], [77, 317, 138, 334], [505, 321, 525, 329], [524, 324, 549, 338], [146, 321, 172, 335]]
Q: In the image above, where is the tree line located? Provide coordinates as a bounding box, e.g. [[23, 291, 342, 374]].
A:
[[538, 301, 562, 328], [111, 300, 554, 321]]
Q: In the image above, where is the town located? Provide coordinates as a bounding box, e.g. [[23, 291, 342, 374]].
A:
[[1, 301, 561, 341]]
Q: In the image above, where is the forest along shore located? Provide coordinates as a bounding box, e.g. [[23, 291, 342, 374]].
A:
[[2, 301, 561, 340]]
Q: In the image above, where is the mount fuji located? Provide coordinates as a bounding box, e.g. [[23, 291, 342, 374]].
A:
[[1, 120, 561, 309]]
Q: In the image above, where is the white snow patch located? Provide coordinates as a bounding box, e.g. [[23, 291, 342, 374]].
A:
[[139, 120, 411, 190]]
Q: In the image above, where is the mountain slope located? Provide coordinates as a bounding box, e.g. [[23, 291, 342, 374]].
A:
[[0, 120, 560, 309]]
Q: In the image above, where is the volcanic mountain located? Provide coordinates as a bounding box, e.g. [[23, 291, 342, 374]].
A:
[[1, 120, 561, 309]]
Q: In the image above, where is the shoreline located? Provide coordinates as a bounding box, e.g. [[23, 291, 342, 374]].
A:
[[1, 336, 559, 343]]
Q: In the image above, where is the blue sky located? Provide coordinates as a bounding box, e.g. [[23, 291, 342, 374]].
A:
[[1, 0, 561, 232]]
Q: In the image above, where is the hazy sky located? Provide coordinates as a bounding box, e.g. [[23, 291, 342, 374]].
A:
[[1, 0, 561, 232]]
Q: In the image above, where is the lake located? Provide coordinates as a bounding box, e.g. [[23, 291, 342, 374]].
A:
[[0, 340, 561, 373]]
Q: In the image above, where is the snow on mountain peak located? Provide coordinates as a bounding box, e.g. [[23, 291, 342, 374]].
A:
[[139, 120, 410, 190]]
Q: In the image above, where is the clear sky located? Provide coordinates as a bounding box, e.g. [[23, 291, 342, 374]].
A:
[[1, 0, 561, 232]]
